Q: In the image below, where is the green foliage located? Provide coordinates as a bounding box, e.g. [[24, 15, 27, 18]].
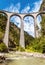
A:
[[0, 13, 7, 40], [24, 32, 34, 46], [26, 37, 45, 53], [25, 45, 34, 52], [19, 46, 25, 52], [0, 42, 7, 52], [39, 37, 45, 53], [41, 16, 45, 36]]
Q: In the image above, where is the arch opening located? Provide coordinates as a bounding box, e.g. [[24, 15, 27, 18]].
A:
[[36, 12, 45, 37], [24, 16, 34, 47], [9, 15, 21, 49]]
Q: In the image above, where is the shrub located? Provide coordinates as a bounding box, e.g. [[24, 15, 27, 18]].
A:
[[19, 46, 25, 52], [0, 42, 8, 52], [25, 37, 45, 53]]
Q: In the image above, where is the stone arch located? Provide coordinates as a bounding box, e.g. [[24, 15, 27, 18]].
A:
[[10, 14, 22, 20], [9, 14, 22, 48], [37, 11, 45, 36], [0, 10, 8, 18], [36, 11, 45, 29], [23, 15, 35, 46], [36, 11, 45, 37], [23, 14, 35, 35], [36, 11, 45, 18], [23, 14, 34, 20]]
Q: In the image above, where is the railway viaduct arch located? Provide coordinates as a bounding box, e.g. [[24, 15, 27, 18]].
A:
[[0, 10, 45, 48]]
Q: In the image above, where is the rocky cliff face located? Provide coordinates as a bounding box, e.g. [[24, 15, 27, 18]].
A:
[[40, 0, 45, 11]]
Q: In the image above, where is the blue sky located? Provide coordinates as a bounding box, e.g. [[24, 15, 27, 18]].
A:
[[0, 0, 42, 11], [0, 0, 43, 37], [0, 0, 43, 13]]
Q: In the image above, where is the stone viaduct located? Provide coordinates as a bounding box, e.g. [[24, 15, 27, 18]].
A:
[[0, 10, 45, 48]]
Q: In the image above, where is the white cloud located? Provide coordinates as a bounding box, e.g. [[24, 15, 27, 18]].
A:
[[4, 3, 20, 13], [24, 16, 34, 37], [21, 4, 30, 13], [24, 21, 34, 37], [11, 16, 21, 27]]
